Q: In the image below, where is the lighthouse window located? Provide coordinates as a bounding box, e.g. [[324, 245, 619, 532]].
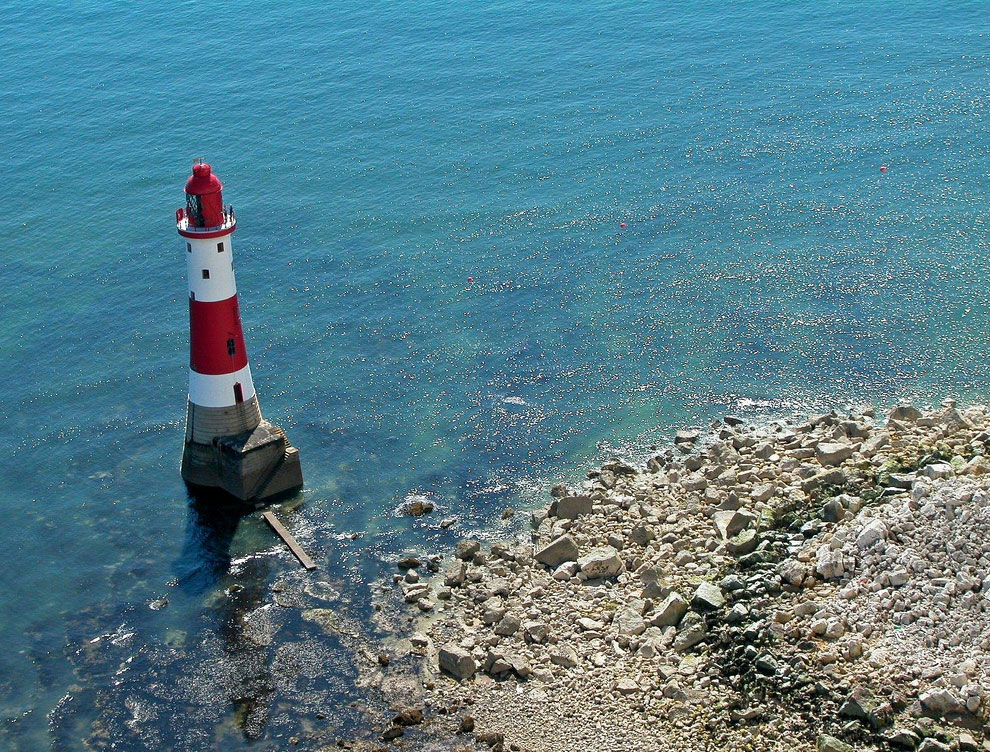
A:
[[227, 338, 236, 356], [186, 242, 191, 253], [217, 242, 225, 253], [186, 194, 204, 227], [201, 269, 210, 279]]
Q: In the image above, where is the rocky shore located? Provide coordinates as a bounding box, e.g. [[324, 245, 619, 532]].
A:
[[363, 401, 990, 752]]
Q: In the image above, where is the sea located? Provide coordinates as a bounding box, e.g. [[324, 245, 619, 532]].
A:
[[1, 0, 987, 749]]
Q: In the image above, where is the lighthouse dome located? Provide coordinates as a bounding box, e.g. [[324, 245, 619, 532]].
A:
[[185, 163, 224, 196]]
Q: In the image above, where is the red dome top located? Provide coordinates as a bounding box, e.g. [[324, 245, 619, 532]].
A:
[[184, 163, 223, 196]]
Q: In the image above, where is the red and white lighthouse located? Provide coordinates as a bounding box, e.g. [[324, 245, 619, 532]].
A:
[[177, 162, 302, 502]]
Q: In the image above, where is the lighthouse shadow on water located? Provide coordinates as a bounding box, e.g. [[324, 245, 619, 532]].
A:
[[174, 482, 306, 595], [176, 162, 303, 504], [173, 498, 248, 595]]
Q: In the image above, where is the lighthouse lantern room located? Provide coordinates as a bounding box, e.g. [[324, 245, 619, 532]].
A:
[[177, 162, 302, 502]]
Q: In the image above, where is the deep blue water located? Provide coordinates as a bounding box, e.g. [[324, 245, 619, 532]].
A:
[[1, 1, 988, 748]]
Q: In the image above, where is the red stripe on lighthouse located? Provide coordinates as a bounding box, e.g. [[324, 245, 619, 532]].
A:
[[189, 296, 249, 375]]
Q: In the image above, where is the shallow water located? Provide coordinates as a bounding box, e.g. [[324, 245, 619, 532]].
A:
[[1, 1, 988, 748]]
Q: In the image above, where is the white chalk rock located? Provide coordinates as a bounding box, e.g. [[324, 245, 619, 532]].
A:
[[535, 535, 579, 568], [652, 592, 689, 627], [713, 509, 756, 540], [553, 495, 594, 519], [922, 463, 954, 480], [856, 519, 887, 550], [816, 546, 845, 579], [615, 599, 647, 636], [888, 569, 909, 587], [825, 618, 845, 639], [439, 644, 477, 681], [919, 686, 964, 716], [779, 559, 808, 587], [578, 546, 624, 579], [549, 645, 579, 668], [816, 442, 854, 466]]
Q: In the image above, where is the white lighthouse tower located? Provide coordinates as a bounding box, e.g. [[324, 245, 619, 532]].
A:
[[177, 162, 302, 502]]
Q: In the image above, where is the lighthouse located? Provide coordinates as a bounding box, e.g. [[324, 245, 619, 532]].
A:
[[177, 162, 303, 502]]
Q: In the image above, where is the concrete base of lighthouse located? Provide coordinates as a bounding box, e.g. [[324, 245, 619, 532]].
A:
[[180, 400, 303, 503]]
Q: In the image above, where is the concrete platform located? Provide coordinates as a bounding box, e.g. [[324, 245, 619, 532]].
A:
[[181, 419, 303, 503]]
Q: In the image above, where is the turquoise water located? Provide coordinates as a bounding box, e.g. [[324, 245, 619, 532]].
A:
[[1, 0, 988, 748]]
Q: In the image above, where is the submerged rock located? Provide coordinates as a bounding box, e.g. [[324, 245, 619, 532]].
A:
[[400, 497, 435, 516]]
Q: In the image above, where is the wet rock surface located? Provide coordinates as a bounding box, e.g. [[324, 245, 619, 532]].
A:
[[53, 557, 389, 751], [374, 402, 990, 751]]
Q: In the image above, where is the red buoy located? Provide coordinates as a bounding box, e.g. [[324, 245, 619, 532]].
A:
[[880, 165, 888, 173], [467, 276, 474, 284], [620, 222, 627, 229]]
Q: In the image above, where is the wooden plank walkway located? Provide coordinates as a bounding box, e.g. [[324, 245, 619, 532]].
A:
[[262, 511, 317, 571]]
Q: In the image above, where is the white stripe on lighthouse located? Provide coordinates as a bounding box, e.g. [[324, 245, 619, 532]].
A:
[[185, 232, 237, 302], [188, 364, 257, 408]]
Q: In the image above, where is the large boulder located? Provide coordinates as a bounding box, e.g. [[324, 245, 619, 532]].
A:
[[614, 600, 647, 636], [838, 686, 881, 725], [816, 442, 854, 466], [673, 612, 706, 652], [691, 582, 725, 611], [438, 644, 477, 681], [578, 547, 623, 579], [815, 546, 845, 579], [919, 687, 963, 716], [484, 649, 513, 677], [726, 528, 758, 555], [713, 509, 756, 540], [494, 614, 520, 636], [855, 519, 887, 550], [549, 645, 579, 668], [778, 559, 808, 587], [887, 729, 921, 749], [652, 592, 689, 627], [922, 462, 953, 480], [455, 539, 481, 560], [802, 468, 847, 493], [602, 459, 638, 476], [917, 740, 952, 752], [535, 535, 579, 568], [628, 524, 655, 546], [888, 404, 921, 424], [444, 560, 467, 587], [522, 620, 549, 644], [817, 735, 853, 752], [551, 495, 593, 519]]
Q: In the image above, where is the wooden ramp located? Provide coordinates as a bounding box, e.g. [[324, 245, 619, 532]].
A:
[[262, 511, 316, 571]]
